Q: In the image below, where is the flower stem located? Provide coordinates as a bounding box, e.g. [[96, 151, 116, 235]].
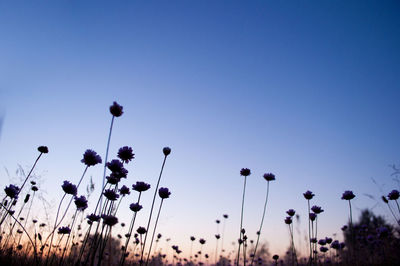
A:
[[146, 199, 164, 265], [237, 175, 247, 266], [100, 116, 114, 212]]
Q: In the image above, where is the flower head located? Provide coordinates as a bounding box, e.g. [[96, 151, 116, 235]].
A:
[[118, 146, 135, 164], [102, 214, 118, 226], [215, 234, 220, 239], [263, 173, 275, 181], [311, 205, 324, 214], [223, 214, 228, 219], [81, 149, 102, 167], [38, 146, 49, 153], [106, 159, 124, 173], [325, 237, 333, 244], [61, 181, 77, 195], [303, 190, 314, 200], [110, 101, 123, 117], [137, 226, 147, 235], [284, 217, 292, 225], [119, 185, 130, 196], [103, 189, 119, 201], [199, 238, 206, 245], [320, 246, 328, 253], [272, 255, 279, 261], [129, 203, 143, 212], [388, 189, 399, 200], [132, 181, 151, 192], [87, 213, 100, 222], [190, 236, 196, 241], [58, 226, 71, 234], [4, 184, 20, 199], [309, 213, 317, 221], [286, 209, 295, 217], [318, 239, 326, 246], [31, 186, 38, 192], [163, 147, 171, 156], [341, 190, 355, 200], [240, 168, 251, 177], [158, 187, 171, 199], [74, 195, 88, 211]]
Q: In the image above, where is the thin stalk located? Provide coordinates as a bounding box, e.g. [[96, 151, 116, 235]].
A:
[[251, 181, 270, 265], [145, 199, 164, 265], [237, 176, 247, 266], [307, 200, 312, 265], [59, 209, 79, 266], [100, 116, 114, 212], [140, 155, 168, 264]]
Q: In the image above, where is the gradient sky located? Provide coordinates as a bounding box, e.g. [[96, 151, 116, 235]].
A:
[[1, 0, 400, 260]]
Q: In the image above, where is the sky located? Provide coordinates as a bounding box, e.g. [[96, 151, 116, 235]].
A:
[[1, 0, 400, 261]]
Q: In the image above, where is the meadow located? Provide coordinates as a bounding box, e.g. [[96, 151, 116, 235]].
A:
[[0, 101, 399, 266]]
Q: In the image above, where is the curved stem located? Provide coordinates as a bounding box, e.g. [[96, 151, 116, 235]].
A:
[[146, 199, 164, 265], [140, 155, 167, 264], [100, 116, 114, 213], [251, 181, 270, 265], [237, 175, 247, 266]]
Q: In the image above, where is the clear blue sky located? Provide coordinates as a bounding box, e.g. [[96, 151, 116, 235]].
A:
[[1, 0, 400, 259]]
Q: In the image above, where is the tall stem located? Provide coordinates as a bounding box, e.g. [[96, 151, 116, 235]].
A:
[[307, 200, 312, 265], [140, 155, 167, 264], [145, 199, 164, 265], [251, 181, 270, 265], [100, 116, 114, 212], [237, 175, 247, 266]]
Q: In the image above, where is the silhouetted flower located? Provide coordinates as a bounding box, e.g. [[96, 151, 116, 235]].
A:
[[102, 215, 118, 226], [215, 234, 220, 239], [190, 236, 195, 241], [157, 233, 162, 239], [118, 146, 135, 163], [341, 190, 355, 200], [320, 246, 328, 253], [341, 225, 348, 231], [284, 217, 292, 224], [119, 185, 130, 196], [61, 181, 77, 195], [87, 213, 100, 222], [272, 254, 279, 261], [110, 101, 123, 117], [103, 189, 119, 201], [325, 237, 333, 244], [129, 203, 143, 212], [199, 238, 206, 245], [106, 159, 124, 173], [318, 239, 326, 246], [74, 195, 88, 211], [216, 219, 220, 224], [388, 189, 399, 200], [303, 190, 314, 200], [5, 184, 20, 199], [38, 146, 49, 153], [137, 226, 147, 235], [311, 205, 324, 214], [309, 213, 317, 221], [58, 226, 71, 234], [31, 186, 38, 191], [132, 181, 151, 192], [331, 240, 340, 250], [240, 168, 251, 177], [81, 149, 102, 166], [106, 173, 121, 185], [286, 209, 295, 217], [223, 214, 228, 219], [163, 147, 171, 156], [158, 187, 171, 199], [263, 173, 275, 181]]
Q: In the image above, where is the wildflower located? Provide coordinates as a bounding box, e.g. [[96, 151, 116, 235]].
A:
[[199, 238, 206, 245], [32, 219, 37, 223], [37, 146, 49, 153], [110, 101, 123, 117], [163, 147, 171, 156], [87, 213, 100, 222], [263, 173, 275, 181], [325, 237, 333, 244], [311, 205, 324, 214], [309, 213, 317, 221], [216, 219, 220, 224], [318, 239, 326, 246], [215, 234, 220, 239], [272, 254, 279, 260], [303, 190, 314, 200], [341, 190, 355, 200], [118, 146, 135, 164], [31, 186, 38, 191], [330, 240, 340, 250], [58, 226, 71, 234], [4, 184, 20, 199], [61, 181, 77, 195], [190, 236, 195, 241], [74, 195, 88, 211], [106, 174, 121, 185], [286, 209, 295, 217], [341, 225, 348, 231], [81, 149, 102, 166], [340, 242, 345, 249], [320, 246, 328, 253], [223, 214, 228, 219], [132, 181, 151, 192], [240, 168, 251, 177], [388, 189, 399, 200], [137, 226, 147, 235], [129, 203, 143, 212], [284, 217, 292, 224], [103, 189, 119, 201], [158, 187, 171, 199], [119, 185, 130, 196], [24, 194, 30, 203], [106, 159, 124, 173], [102, 215, 118, 226], [157, 233, 162, 239]]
